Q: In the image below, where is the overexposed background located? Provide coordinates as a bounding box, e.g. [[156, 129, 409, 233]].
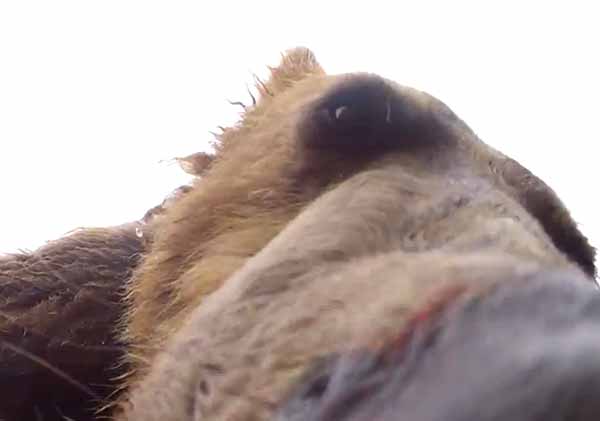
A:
[[1, 1, 598, 255]]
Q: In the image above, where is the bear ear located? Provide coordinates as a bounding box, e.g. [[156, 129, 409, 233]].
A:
[[256, 47, 325, 98], [174, 152, 214, 176]]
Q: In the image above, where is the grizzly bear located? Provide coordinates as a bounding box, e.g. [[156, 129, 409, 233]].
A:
[[1, 47, 598, 421]]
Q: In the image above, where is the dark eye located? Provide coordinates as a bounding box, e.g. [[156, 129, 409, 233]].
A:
[[327, 105, 357, 126], [301, 74, 430, 153], [319, 76, 388, 145]]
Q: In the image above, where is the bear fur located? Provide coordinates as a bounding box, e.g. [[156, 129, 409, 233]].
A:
[[0, 48, 597, 421]]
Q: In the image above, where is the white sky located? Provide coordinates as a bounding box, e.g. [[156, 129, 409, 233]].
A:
[[1, 1, 599, 256]]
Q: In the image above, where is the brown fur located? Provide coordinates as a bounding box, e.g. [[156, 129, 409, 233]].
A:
[[118, 48, 595, 420], [1, 48, 596, 420], [0, 224, 143, 420], [0, 185, 187, 420]]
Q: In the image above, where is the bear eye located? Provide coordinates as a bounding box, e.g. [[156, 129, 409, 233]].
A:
[[321, 77, 386, 127], [301, 73, 441, 155], [330, 105, 351, 122], [324, 101, 374, 134], [300, 76, 391, 151]]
